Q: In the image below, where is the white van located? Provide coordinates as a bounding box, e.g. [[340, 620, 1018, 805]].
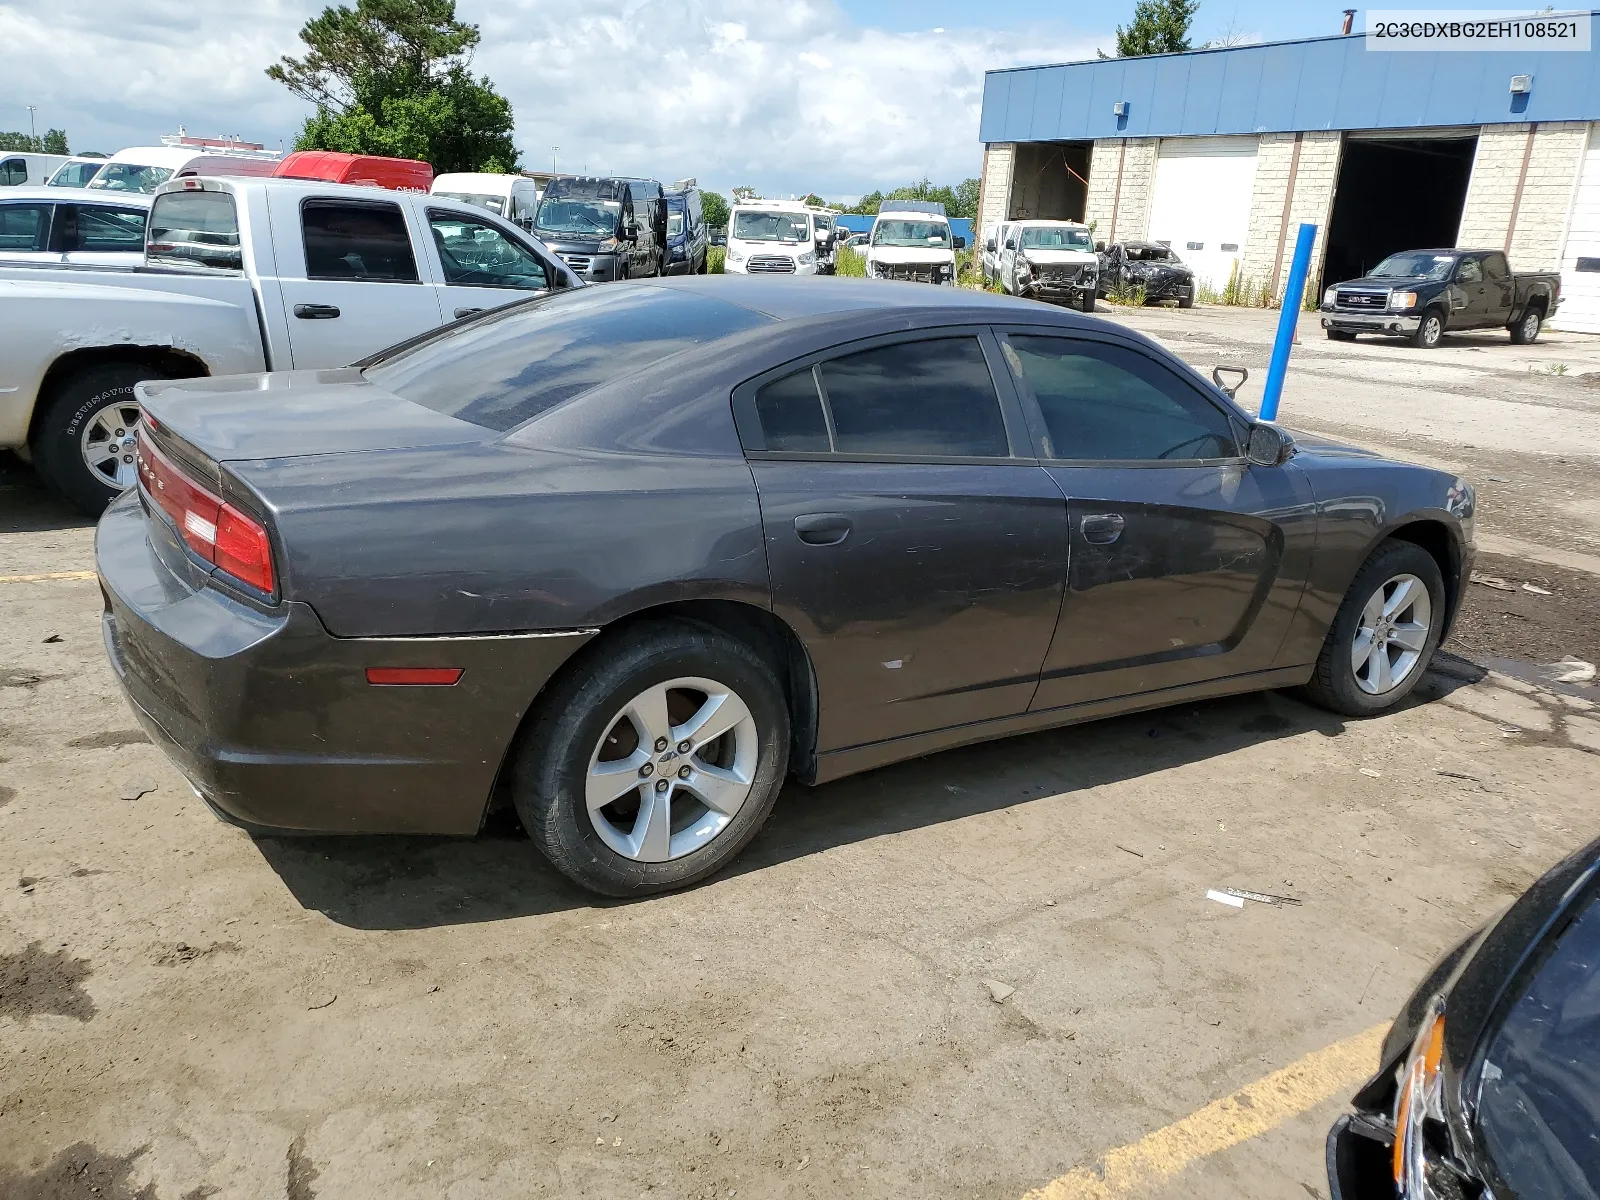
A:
[[724, 200, 819, 275], [1, 153, 70, 187], [432, 172, 541, 231], [46, 156, 110, 189], [865, 201, 962, 285], [85, 146, 210, 194]]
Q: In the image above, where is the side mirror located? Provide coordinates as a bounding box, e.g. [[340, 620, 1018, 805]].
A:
[[1004, 238, 1016, 251], [1246, 423, 1293, 467], [954, 236, 966, 250], [1095, 240, 1106, 253], [985, 238, 996, 253]]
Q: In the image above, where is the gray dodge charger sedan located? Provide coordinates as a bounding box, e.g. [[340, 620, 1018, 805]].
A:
[[98, 277, 1475, 896]]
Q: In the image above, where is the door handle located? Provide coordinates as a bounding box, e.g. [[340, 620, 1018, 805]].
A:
[[454, 307, 485, 319], [794, 513, 851, 546], [293, 303, 340, 320], [1081, 513, 1125, 545]]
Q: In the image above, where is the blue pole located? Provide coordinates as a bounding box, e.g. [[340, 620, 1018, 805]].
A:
[[1259, 222, 1317, 422]]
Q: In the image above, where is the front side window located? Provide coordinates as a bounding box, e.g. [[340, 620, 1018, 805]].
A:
[[366, 286, 771, 432], [146, 191, 241, 270], [427, 210, 547, 290], [1477, 891, 1600, 1198], [732, 210, 809, 243], [302, 200, 418, 282], [48, 160, 105, 188], [0, 204, 50, 251], [1020, 226, 1092, 251], [666, 202, 685, 238], [73, 205, 147, 252], [87, 163, 174, 193], [1, 158, 28, 186], [1008, 335, 1238, 462], [1456, 257, 1483, 284], [817, 337, 1008, 458], [872, 220, 951, 249]]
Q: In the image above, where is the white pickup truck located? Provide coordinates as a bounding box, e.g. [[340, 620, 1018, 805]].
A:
[[0, 175, 580, 512]]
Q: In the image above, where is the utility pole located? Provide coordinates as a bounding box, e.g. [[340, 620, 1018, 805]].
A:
[[551, 146, 558, 174], [26, 106, 37, 140]]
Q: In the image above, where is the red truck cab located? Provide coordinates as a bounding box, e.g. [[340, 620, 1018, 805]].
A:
[[272, 152, 433, 193]]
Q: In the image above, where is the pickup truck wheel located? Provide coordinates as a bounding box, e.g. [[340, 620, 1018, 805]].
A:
[[1509, 308, 1542, 345], [1411, 311, 1443, 349], [1327, 329, 1357, 341], [33, 363, 176, 516]]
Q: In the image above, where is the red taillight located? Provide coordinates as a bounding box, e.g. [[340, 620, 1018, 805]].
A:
[[366, 668, 464, 686], [136, 431, 276, 595]]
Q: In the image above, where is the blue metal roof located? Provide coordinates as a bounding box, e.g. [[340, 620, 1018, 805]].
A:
[[979, 22, 1600, 143]]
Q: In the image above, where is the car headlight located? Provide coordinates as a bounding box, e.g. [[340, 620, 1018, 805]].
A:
[[1392, 1006, 1446, 1192], [727, 248, 745, 264], [1389, 290, 1418, 310], [1447, 477, 1476, 542], [1323, 286, 1338, 307], [798, 250, 815, 264], [1017, 257, 1033, 277]]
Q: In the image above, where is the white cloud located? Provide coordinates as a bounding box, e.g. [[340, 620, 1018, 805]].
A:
[[0, 0, 1099, 198]]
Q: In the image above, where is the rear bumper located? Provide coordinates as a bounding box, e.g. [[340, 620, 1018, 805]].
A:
[[1321, 311, 1420, 334], [96, 490, 594, 835]]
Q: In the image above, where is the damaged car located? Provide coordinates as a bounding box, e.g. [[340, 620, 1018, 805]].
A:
[[1097, 240, 1197, 308], [999, 220, 1098, 311]]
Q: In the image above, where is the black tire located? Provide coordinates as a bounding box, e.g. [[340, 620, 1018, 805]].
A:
[[1327, 329, 1357, 342], [1077, 290, 1095, 313], [511, 620, 790, 897], [32, 362, 174, 516], [1301, 539, 1447, 718], [1509, 306, 1542, 345], [1411, 310, 1443, 349], [1178, 292, 1195, 309]]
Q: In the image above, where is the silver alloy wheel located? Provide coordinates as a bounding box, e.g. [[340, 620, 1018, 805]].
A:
[[1419, 315, 1442, 347], [585, 676, 759, 862], [1351, 573, 1433, 695], [79, 399, 143, 490], [1520, 310, 1540, 341]]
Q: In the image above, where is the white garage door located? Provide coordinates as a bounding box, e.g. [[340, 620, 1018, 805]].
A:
[[1553, 123, 1600, 334], [1146, 136, 1259, 293]]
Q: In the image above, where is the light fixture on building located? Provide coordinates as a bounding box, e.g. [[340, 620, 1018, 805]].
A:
[[1510, 75, 1533, 94], [1113, 101, 1129, 117]]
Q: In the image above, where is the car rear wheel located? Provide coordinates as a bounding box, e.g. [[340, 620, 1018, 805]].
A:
[[1410, 312, 1443, 349], [1509, 307, 1542, 345], [1302, 540, 1446, 717], [511, 621, 790, 896], [33, 362, 175, 516]]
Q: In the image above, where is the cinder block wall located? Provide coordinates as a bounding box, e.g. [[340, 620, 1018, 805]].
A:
[[1083, 138, 1159, 242], [1509, 121, 1590, 270], [977, 143, 1014, 247], [1240, 131, 1342, 299]]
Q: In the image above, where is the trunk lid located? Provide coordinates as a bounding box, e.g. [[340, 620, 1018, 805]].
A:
[[136, 367, 489, 464]]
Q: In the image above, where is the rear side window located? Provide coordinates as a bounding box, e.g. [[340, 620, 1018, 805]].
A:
[[74, 205, 147, 252], [817, 337, 1008, 457], [0, 204, 49, 251], [1484, 252, 1510, 279], [754, 368, 830, 452], [302, 200, 418, 282], [1008, 336, 1238, 461], [147, 191, 242, 270], [366, 286, 770, 431], [2, 158, 30, 186]]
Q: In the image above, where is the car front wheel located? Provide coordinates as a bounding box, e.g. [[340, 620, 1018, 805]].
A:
[[1302, 539, 1446, 717], [512, 621, 790, 896], [1411, 312, 1443, 349]]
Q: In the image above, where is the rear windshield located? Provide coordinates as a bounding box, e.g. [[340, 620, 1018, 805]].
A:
[[365, 286, 771, 432], [146, 190, 242, 270]]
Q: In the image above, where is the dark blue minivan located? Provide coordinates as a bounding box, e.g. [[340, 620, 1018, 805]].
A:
[[664, 185, 708, 275]]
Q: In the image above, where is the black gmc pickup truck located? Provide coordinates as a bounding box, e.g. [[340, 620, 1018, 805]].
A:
[[1319, 248, 1561, 349]]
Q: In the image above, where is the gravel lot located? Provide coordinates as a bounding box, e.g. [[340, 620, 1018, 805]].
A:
[[3, 304, 1599, 1200]]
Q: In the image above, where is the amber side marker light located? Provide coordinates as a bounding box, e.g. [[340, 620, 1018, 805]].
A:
[[365, 668, 464, 686], [1394, 1012, 1447, 1184]]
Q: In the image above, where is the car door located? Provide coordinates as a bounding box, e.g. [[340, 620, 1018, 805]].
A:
[[1000, 229, 1019, 292], [995, 328, 1318, 711], [735, 329, 1068, 752], [0, 200, 54, 263], [422, 206, 555, 320], [1451, 254, 1490, 328], [267, 191, 445, 370], [1481, 251, 1516, 325]]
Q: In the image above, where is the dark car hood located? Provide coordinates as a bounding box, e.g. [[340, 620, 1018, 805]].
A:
[[1127, 261, 1191, 278], [137, 369, 488, 463], [1282, 428, 1386, 462], [1334, 275, 1415, 290]]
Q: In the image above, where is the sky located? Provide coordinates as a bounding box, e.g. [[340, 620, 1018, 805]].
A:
[[0, 1, 1524, 202]]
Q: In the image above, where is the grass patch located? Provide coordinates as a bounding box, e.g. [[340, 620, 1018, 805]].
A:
[[707, 246, 725, 274], [835, 246, 866, 277]]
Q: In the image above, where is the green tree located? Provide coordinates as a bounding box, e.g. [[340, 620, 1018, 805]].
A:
[[1098, 0, 1199, 58], [801, 192, 826, 207], [844, 190, 883, 215], [700, 191, 730, 229], [730, 185, 758, 203], [953, 177, 980, 220], [267, 0, 517, 172], [0, 129, 69, 154]]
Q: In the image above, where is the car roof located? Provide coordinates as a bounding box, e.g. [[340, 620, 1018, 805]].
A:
[[432, 172, 521, 192], [0, 186, 151, 206], [644, 274, 1076, 322], [1016, 219, 1088, 228]]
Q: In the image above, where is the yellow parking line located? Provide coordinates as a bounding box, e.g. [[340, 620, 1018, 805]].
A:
[[1021, 1023, 1387, 1200], [0, 570, 98, 584]]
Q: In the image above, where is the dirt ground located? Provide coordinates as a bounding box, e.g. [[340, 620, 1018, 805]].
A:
[[3, 305, 1599, 1200]]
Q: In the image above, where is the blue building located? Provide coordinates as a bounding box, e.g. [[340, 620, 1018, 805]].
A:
[[976, 20, 1600, 330]]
